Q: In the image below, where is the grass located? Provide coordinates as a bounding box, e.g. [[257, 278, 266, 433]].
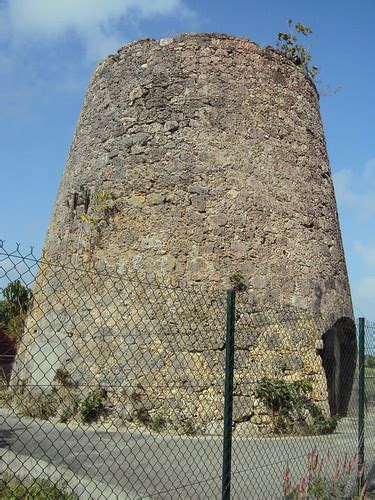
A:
[[0, 474, 77, 499], [0, 382, 84, 425]]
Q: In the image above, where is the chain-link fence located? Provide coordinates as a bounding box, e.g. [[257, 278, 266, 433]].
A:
[[0, 241, 373, 499], [364, 319, 375, 499]]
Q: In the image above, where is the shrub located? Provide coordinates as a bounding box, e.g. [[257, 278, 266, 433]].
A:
[[2, 280, 32, 317], [2, 382, 82, 424], [80, 388, 107, 423], [256, 378, 312, 413], [6, 314, 27, 342], [0, 280, 32, 342], [0, 300, 10, 329], [308, 404, 339, 435], [256, 378, 338, 435], [0, 378, 13, 406]]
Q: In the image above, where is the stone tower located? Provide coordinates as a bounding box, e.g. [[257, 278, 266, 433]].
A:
[[44, 33, 352, 316], [16, 34, 356, 431]]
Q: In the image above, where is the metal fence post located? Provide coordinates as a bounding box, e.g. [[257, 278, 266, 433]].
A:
[[222, 289, 236, 500], [358, 317, 365, 493]]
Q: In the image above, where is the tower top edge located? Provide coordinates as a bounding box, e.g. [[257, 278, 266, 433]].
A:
[[95, 32, 317, 94]]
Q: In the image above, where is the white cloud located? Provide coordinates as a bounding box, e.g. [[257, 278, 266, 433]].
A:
[[1, 0, 191, 60], [333, 158, 375, 222], [0, 0, 195, 118], [9, 0, 184, 35], [81, 26, 124, 61], [354, 241, 375, 268], [352, 276, 375, 320], [355, 276, 375, 304], [334, 169, 358, 207]]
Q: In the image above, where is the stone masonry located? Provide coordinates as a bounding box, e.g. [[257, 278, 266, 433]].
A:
[[14, 33, 355, 433]]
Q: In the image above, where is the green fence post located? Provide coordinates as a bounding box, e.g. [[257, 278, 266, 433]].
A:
[[222, 289, 236, 500], [358, 317, 365, 493]]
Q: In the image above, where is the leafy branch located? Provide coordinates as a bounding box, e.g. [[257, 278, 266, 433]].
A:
[[276, 19, 319, 80]]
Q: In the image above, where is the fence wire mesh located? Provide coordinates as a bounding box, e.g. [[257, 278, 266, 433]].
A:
[[364, 319, 375, 498], [0, 241, 373, 499], [231, 296, 365, 499]]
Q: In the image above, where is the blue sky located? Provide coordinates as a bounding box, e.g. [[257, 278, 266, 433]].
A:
[[0, 0, 374, 319]]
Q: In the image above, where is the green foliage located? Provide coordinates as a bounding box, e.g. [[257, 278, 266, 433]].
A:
[[19, 389, 60, 420], [2, 380, 82, 424], [276, 19, 319, 80], [6, 315, 27, 342], [229, 272, 247, 292], [256, 378, 338, 435], [80, 388, 107, 423], [0, 473, 77, 499], [149, 414, 167, 432], [309, 404, 339, 435], [79, 190, 113, 226], [256, 378, 312, 413], [181, 417, 202, 436], [140, 412, 202, 436], [0, 300, 9, 329], [0, 378, 15, 406], [2, 380, 108, 428], [365, 354, 375, 368], [0, 280, 32, 342], [2, 280, 32, 317], [229, 272, 244, 285]]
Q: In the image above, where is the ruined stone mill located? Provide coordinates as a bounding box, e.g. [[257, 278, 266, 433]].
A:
[[15, 33, 356, 433]]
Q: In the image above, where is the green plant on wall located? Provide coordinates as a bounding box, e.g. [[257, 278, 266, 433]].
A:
[[79, 190, 113, 226], [276, 19, 319, 80], [80, 388, 107, 423], [256, 377, 338, 435], [229, 272, 247, 292]]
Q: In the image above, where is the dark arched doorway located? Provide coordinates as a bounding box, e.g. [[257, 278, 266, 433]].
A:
[[320, 317, 357, 416]]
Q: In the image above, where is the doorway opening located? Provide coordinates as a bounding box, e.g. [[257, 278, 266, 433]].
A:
[[320, 318, 357, 416]]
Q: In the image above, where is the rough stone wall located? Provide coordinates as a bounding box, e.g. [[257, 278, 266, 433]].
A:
[[15, 33, 355, 432], [44, 33, 351, 318]]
